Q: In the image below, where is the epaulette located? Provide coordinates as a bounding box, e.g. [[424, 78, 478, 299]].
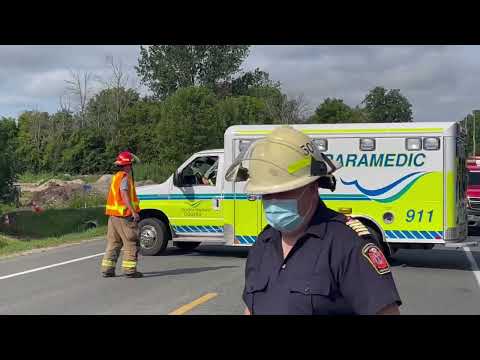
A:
[[345, 217, 371, 237]]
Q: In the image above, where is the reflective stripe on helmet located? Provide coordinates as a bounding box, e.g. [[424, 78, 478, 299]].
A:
[[287, 156, 312, 174]]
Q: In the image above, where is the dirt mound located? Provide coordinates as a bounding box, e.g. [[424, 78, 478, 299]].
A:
[[35, 179, 85, 193], [92, 175, 113, 195], [96, 174, 113, 184], [70, 179, 86, 186], [16, 182, 41, 193], [16, 174, 154, 208], [30, 181, 85, 208]]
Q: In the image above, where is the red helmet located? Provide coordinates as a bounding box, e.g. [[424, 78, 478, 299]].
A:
[[114, 151, 136, 166]]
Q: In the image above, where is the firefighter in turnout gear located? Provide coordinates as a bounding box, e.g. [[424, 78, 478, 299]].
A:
[[101, 151, 143, 278]]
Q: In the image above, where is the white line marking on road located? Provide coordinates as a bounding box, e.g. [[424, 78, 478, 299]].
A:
[[0, 252, 105, 281], [463, 247, 480, 288]]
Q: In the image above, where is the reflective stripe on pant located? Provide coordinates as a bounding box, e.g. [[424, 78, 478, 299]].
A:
[[102, 259, 116, 268], [122, 260, 137, 269], [102, 216, 140, 275]]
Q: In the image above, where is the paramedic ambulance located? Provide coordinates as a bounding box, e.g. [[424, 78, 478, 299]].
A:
[[136, 122, 471, 257]]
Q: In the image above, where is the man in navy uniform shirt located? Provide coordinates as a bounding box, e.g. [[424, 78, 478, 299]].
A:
[[225, 126, 401, 315]]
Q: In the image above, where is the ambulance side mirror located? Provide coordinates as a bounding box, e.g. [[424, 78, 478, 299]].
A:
[[173, 171, 182, 187], [236, 167, 250, 182]]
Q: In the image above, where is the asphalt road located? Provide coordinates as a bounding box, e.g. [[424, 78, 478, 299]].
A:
[[1, 236, 480, 315]]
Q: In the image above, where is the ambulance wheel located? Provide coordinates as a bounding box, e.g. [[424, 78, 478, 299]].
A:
[[138, 218, 168, 256], [365, 224, 393, 260], [173, 241, 201, 251]]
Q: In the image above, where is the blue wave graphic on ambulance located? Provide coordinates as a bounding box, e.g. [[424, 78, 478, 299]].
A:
[[340, 171, 428, 203]]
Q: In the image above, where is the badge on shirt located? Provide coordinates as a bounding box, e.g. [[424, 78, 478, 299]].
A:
[[361, 243, 391, 275]]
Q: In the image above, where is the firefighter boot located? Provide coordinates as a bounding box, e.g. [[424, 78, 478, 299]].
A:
[[125, 271, 143, 278], [102, 270, 116, 278]]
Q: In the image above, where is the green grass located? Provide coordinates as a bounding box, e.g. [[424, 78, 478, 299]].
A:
[[134, 162, 176, 183], [65, 193, 107, 209], [18, 172, 100, 184], [0, 226, 106, 257], [0, 203, 16, 215], [18, 172, 56, 183], [0, 207, 108, 238]]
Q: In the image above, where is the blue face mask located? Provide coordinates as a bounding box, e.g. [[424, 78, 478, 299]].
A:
[[263, 199, 304, 233]]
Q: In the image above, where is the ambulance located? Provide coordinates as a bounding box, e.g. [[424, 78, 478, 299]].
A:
[[136, 122, 471, 257]]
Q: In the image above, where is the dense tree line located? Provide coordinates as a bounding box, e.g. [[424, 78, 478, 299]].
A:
[[462, 110, 480, 157], [0, 45, 420, 203], [0, 117, 18, 202]]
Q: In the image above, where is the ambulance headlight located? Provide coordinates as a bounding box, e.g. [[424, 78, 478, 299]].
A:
[[360, 138, 376, 151], [314, 139, 328, 152], [406, 138, 422, 151], [423, 137, 440, 151]]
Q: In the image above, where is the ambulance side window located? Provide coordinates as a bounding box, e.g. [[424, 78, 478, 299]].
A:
[[180, 156, 219, 186]]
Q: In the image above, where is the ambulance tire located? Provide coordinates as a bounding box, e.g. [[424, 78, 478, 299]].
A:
[[138, 218, 169, 256], [365, 224, 393, 260], [173, 241, 201, 251]]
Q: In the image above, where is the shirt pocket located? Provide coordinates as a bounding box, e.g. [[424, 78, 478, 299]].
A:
[[288, 277, 332, 315], [244, 274, 270, 314]]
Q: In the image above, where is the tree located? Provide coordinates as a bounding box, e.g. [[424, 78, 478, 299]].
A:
[[225, 68, 280, 97], [231, 68, 272, 95], [215, 96, 275, 129], [0, 118, 19, 203], [41, 110, 74, 172], [61, 127, 110, 174], [350, 106, 370, 123], [155, 87, 223, 170], [94, 56, 140, 129], [86, 87, 140, 139], [65, 70, 94, 128], [362, 86, 413, 123], [115, 99, 162, 161], [266, 91, 309, 124], [464, 110, 480, 156], [136, 45, 250, 100], [245, 86, 309, 124], [309, 98, 354, 124], [15, 111, 50, 173], [308, 98, 369, 124]]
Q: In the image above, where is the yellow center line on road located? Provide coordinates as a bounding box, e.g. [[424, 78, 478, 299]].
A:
[[169, 293, 218, 315]]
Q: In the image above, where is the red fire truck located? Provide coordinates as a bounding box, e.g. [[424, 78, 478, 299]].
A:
[[467, 157, 480, 229]]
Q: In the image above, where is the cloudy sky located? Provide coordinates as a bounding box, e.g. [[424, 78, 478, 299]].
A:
[[0, 45, 479, 122]]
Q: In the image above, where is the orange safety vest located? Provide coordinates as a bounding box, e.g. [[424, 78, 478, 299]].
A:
[[105, 171, 140, 217]]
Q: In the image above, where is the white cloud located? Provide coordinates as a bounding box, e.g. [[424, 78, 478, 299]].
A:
[[0, 45, 479, 122], [0, 94, 34, 105], [245, 45, 480, 121], [24, 69, 72, 97]]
